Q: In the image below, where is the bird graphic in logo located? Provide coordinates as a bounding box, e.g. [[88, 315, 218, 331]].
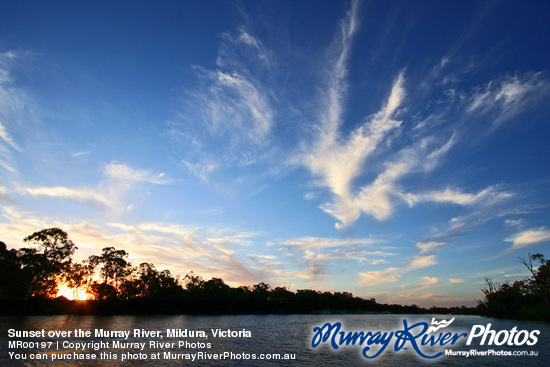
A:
[[427, 317, 456, 333]]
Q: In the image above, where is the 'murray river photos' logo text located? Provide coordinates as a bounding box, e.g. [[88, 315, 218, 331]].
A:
[[311, 317, 540, 360]]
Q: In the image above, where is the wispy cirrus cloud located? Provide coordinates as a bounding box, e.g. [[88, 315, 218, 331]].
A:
[[236, 30, 273, 69], [168, 28, 277, 182], [306, 71, 406, 227], [467, 72, 549, 126], [104, 162, 170, 184], [24, 162, 169, 215], [505, 227, 550, 250], [217, 27, 275, 71], [272, 236, 380, 250], [301, 0, 410, 228], [416, 241, 447, 255], [24, 186, 113, 210], [401, 186, 514, 207], [305, 55, 521, 229], [181, 159, 219, 183], [0, 51, 29, 174], [415, 189, 519, 256], [204, 69, 273, 142], [300, 1, 522, 230], [348, 134, 459, 224], [0, 123, 21, 153]]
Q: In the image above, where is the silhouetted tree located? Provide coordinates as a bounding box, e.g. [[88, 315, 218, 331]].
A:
[[479, 253, 549, 320], [65, 261, 95, 299], [131, 262, 179, 298], [519, 253, 550, 306], [90, 283, 118, 301], [0, 241, 25, 299], [184, 271, 204, 291], [18, 228, 77, 300], [88, 247, 131, 296], [269, 286, 294, 313]]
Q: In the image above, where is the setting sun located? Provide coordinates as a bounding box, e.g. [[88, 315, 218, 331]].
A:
[[57, 284, 92, 301]]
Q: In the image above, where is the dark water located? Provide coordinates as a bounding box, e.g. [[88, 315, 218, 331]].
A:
[[1, 314, 548, 366]]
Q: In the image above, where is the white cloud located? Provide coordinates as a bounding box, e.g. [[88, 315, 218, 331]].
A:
[[468, 72, 549, 126], [422, 133, 456, 171], [416, 241, 447, 254], [288, 271, 331, 281], [319, 131, 461, 227], [213, 70, 273, 141], [299, 248, 393, 280], [0, 51, 30, 174], [303, 18, 496, 229], [359, 267, 400, 286], [351, 145, 412, 223], [104, 162, 169, 184], [237, 30, 273, 68], [25, 186, 112, 210], [274, 236, 380, 250], [359, 254, 438, 287], [24, 162, 169, 215], [402, 186, 513, 207], [0, 122, 21, 152], [303, 191, 319, 200], [409, 255, 438, 269], [421, 276, 439, 285], [415, 201, 523, 257], [306, 71, 406, 228], [318, 0, 360, 144], [270, 233, 391, 282], [169, 25, 277, 176], [181, 159, 219, 182], [0, 157, 17, 174], [505, 227, 550, 250], [504, 218, 524, 227], [449, 278, 463, 283]]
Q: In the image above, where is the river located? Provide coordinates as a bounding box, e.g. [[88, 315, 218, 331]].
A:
[[1, 314, 548, 366]]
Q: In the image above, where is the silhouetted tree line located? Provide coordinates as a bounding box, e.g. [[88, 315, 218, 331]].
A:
[[477, 253, 550, 321], [1, 228, 479, 315]]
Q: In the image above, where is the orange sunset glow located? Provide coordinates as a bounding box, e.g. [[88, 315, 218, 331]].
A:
[[56, 284, 92, 301]]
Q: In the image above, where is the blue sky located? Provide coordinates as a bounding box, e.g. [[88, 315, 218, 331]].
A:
[[1, 0, 549, 306]]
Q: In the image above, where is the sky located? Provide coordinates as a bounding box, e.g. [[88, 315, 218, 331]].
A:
[[1, 0, 549, 307]]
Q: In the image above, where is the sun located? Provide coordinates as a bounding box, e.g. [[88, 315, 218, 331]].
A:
[[56, 284, 92, 300]]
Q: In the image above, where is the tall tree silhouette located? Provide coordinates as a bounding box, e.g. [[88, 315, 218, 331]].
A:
[[18, 228, 77, 300], [88, 247, 130, 298]]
